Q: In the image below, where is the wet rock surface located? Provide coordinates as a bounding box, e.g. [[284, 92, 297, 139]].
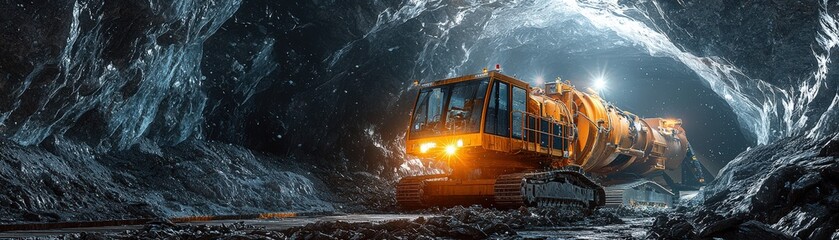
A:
[[647, 214, 696, 239], [0, 0, 239, 151], [648, 134, 839, 239]]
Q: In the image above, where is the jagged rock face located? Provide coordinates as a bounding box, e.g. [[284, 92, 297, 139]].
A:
[[624, 0, 839, 144], [625, 0, 824, 87], [648, 134, 839, 239], [0, 137, 332, 222], [201, 1, 413, 174], [0, 0, 239, 151]]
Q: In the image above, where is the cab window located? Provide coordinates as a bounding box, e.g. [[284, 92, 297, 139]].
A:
[[512, 87, 527, 138], [410, 78, 489, 139], [485, 80, 510, 136]]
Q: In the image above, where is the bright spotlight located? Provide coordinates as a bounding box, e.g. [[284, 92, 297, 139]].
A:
[[593, 77, 607, 90], [445, 145, 457, 156]]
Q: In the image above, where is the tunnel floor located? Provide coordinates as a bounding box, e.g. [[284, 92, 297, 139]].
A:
[[0, 213, 652, 239]]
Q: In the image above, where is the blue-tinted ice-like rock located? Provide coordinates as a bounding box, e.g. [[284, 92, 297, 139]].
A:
[[649, 134, 839, 239], [0, 0, 240, 151]]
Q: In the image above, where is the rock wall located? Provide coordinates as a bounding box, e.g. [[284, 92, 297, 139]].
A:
[[649, 134, 839, 239], [0, 137, 332, 223], [0, 0, 239, 151]]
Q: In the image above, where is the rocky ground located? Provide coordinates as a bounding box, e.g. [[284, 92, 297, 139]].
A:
[[0, 137, 335, 223], [314, 170, 398, 213], [56, 206, 660, 239], [0, 132, 407, 223], [648, 133, 839, 239]]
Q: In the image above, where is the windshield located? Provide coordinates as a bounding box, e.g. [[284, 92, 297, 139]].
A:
[[410, 78, 489, 139]]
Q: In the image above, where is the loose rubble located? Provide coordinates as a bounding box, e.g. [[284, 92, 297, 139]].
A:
[[317, 170, 398, 213], [647, 134, 839, 239], [61, 219, 286, 240], [60, 206, 654, 239]]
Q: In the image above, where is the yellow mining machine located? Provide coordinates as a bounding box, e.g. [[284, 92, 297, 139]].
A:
[[397, 67, 706, 209]]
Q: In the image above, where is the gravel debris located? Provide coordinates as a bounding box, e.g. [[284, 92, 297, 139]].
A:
[[59, 206, 658, 239]]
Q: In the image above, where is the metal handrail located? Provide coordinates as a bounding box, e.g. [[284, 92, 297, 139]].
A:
[[512, 110, 573, 156]]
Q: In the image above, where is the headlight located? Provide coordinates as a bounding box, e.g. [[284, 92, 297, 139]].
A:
[[419, 142, 436, 153], [445, 145, 457, 155]]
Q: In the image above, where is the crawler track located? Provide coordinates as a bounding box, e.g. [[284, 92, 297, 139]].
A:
[[395, 174, 448, 209], [493, 173, 528, 208], [501, 170, 605, 209], [398, 170, 605, 210]]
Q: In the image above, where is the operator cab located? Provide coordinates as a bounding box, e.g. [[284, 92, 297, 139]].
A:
[[406, 71, 571, 164], [409, 77, 489, 139]]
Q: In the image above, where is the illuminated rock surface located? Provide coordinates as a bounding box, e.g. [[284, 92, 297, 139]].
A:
[[648, 134, 839, 239]]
